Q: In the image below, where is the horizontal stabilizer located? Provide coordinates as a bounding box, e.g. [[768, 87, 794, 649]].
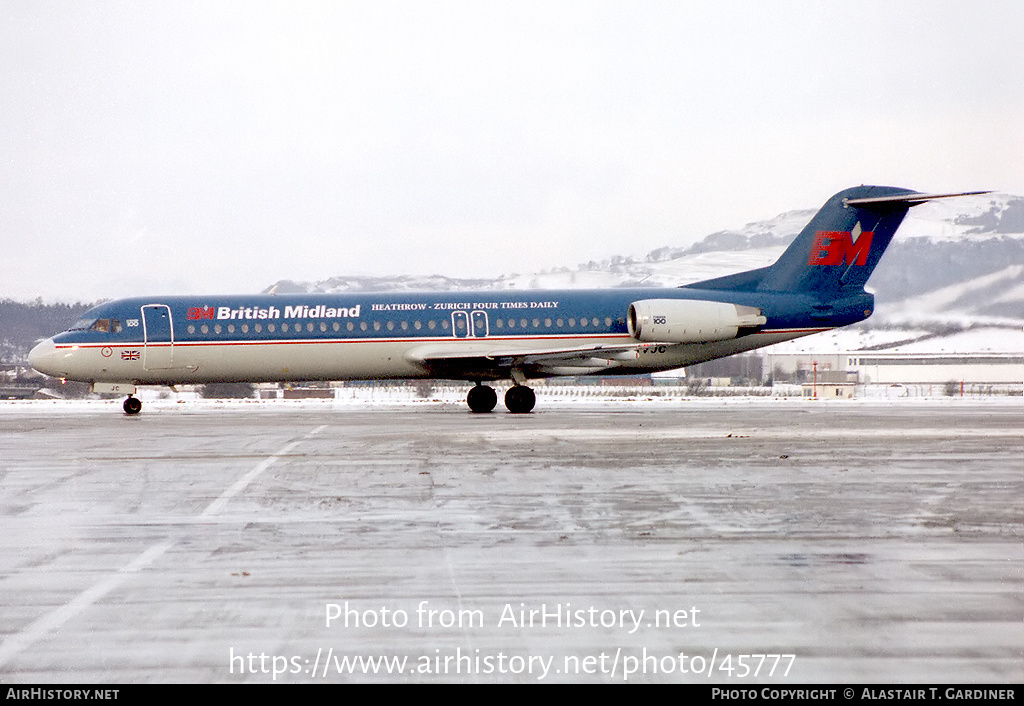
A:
[[844, 190, 992, 206]]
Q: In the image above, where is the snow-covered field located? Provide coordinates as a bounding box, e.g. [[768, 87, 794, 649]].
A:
[[2, 386, 1019, 418]]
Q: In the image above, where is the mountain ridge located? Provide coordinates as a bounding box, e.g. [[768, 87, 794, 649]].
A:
[[266, 193, 1024, 327]]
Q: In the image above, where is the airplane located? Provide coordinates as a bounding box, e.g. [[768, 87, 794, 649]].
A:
[[28, 185, 986, 415]]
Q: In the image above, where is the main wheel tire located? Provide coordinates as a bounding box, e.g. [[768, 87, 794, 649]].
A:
[[467, 385, 497, 413], [123, 396, 142, 415], [504, 385, 535, 414]]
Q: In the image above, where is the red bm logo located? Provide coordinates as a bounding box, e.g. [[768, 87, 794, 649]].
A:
[[187, 307, 215, 320], [807, 230, 874, 266]]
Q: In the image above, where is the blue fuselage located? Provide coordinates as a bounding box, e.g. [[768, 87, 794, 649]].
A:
[[29, 286, 871, 385]]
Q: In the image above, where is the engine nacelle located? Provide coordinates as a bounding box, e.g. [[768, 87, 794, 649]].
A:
[[627, 299, 766, 343]]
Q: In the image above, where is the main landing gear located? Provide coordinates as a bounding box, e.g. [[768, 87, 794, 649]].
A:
[[466, 384, 497, 413], [123, 395, 142, 415], [504, 384, 536, 414], [466, 383, 536, 414]]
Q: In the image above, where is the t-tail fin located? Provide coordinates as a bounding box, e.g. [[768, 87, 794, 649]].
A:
[[692, 186, 989, 296]]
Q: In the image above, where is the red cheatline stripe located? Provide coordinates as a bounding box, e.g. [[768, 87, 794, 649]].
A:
[[53, 328, 830, 350]]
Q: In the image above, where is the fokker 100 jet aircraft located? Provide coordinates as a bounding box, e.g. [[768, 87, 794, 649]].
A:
[[29, 186, 984, 414]]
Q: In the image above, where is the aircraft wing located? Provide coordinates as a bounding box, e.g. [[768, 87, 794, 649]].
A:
[[404, 340, 668, 377]]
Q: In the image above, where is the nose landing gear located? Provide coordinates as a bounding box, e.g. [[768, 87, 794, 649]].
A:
[[123, 395, 142, 415]]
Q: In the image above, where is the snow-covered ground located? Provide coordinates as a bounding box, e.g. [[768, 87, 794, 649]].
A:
[[2, 383, 1018, 419]]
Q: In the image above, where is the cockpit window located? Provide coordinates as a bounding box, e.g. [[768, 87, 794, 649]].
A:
[[69, 318, 95, 331], [86, 319, 122, 334]]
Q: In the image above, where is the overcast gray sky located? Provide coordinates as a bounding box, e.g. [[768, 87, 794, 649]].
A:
[[2, 1, 1022, 301]]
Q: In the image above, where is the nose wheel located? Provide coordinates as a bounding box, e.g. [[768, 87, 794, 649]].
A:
[[123, 396, 142, 415]]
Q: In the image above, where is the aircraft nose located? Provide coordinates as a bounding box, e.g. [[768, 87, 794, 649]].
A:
[[28, 338, 64, 378]]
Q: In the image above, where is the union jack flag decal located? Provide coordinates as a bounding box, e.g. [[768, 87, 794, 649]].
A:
[[121, 350, 140, 361]]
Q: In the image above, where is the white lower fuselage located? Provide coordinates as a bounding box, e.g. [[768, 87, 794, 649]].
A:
[[31, 327, 824, 386]]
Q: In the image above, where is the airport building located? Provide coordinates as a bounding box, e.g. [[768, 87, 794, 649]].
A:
[[763, 326, 1024, 391]]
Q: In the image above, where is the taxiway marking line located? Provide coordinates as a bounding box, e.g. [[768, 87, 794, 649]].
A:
[[0, 540, 174, 670], [0, 425, 325, 671]]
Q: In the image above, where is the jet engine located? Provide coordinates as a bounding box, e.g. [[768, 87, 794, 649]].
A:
[[627, 299, 766, 343]]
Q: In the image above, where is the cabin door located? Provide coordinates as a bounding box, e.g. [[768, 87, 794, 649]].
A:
[[451, 310, 489, 338], [471, 310, 489, 337], [142, 304, 175, 370]]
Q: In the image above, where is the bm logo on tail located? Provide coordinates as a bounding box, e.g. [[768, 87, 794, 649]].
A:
[[808, 224, 874, 266]]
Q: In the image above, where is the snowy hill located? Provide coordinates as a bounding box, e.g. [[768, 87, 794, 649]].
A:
[[266, 192, 1024, 351], [868, 194, 1024, 325]]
